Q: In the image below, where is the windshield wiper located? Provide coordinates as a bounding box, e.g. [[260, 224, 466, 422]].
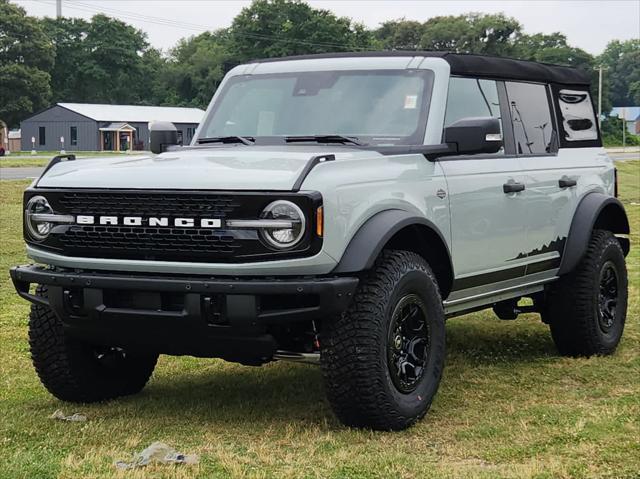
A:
[[198, 136, 255, 145], [285, 135, 364, 146]]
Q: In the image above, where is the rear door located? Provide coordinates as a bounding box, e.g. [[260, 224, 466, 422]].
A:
[[505, 81, 601, 277], [439, 77, 528, 291]]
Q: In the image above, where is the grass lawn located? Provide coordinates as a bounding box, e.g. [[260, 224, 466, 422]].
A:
[[0, 162, 638, 479], [0, 158, 50, 168], [1, 151, 131, 168]]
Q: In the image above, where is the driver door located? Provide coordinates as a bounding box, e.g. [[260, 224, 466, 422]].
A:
[[438, 77, 528, 291]]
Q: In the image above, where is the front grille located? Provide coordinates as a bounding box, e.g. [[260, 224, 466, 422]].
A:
[[60, 225, 244, 255], [30, 189, 322, 263], [59, 192, 241, 217]]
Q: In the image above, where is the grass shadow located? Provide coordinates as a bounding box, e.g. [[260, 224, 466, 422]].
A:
[[93, 315, 561, 428]]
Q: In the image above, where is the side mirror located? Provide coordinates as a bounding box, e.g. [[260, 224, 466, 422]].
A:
[[149, 121, 178, 154], [444, 117, 502, 156]]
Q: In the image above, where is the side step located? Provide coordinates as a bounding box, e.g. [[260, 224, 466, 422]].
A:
[[443, 277, 556, 317], [273, 350, 320, 365]]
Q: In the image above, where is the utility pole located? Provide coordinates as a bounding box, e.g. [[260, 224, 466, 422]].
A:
[[56, 0, 62, 18], [621, 108, 626, 151], [594, 65, 609, 127]]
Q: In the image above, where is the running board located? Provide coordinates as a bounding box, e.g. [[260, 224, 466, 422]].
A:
[[273, 350, 320, 365], [443, 277, 557, 317]]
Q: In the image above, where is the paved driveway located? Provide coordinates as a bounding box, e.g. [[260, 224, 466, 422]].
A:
[[0, 167, 43, 180]]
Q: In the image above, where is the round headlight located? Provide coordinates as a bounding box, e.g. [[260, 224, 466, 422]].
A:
[[260, 200, 306, 249], [25, 195, 54, 241]]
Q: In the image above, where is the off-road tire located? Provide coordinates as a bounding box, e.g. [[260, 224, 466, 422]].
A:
[[545, 230, 628, 357], [321, 250, 445, 430], [29, 285, 158, 402]]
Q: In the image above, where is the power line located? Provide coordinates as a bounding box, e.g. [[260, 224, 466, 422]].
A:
[[32, 0, 370, 51]]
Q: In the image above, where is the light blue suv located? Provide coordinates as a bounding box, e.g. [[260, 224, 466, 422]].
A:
[[11, 52, 630, 430]]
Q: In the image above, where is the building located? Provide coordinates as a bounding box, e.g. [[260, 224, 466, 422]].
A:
[[8, 130, 21, 152], [20, 103, 205, 152], [610, 107, 640, 135]]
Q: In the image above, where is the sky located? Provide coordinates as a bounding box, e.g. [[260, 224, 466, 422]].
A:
[[15, 0, 640, 55]]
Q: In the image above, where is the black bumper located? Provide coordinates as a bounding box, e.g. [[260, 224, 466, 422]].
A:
[[10, 265, 358, 363]]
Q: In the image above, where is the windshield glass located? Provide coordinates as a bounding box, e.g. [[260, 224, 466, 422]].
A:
[[197, 69, 434, 146]]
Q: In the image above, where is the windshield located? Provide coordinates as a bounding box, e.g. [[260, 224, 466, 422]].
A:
[[197, 69, 434, 146]]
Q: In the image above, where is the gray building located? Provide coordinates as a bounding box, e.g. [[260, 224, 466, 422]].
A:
[[21, 103, 205, 152]]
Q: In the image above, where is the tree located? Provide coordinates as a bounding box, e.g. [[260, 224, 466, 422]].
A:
[[0, 0, 54, 127], [419, 13, 522, 56], [228, 0, 374, 62], [375, 19, 424, 50], [40, 17, 91, 103], [159, 31, 230, 108], [40, 14, 156, 105], [599, 40, 640, 107], [80, 14, 151, 103]]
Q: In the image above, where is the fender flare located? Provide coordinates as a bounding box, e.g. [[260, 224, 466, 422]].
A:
[[332, 209, 453, 278], [558, 192, 630, 276]]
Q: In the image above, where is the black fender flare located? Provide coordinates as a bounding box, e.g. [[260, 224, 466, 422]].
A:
[[558, 192, 630, 276], [332, 209, 454, 286]]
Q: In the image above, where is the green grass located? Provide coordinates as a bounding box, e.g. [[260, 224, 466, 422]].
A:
[[0, 158, 50, 167], [0, 162, 638, 479], [5, 150, 128, 157], [1, 151, 130, 168]]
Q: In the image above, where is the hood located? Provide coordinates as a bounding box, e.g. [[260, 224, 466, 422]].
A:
[[36, 146, 375, 191]]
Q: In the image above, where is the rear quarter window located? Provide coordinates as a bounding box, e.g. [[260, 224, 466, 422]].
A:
[[557, 89, 598, 142]]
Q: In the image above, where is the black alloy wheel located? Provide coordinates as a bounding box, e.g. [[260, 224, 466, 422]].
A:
[[597, 261, 619, 333], [387, 294, 430, 394]]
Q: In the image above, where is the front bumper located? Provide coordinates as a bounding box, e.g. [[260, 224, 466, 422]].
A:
[[10, 265, 358, 363]]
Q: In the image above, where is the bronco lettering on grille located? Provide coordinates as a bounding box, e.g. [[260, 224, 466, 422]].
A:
[[75, 215, 222, 228]]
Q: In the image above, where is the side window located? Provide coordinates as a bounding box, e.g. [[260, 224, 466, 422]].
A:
[[557, 89, 598, 141], [445, 77, 502, 126], [70, 126, 78, 146], [505, 82, 556, 155], [445, 77, 504, 154], [38, 126, 46, 146]]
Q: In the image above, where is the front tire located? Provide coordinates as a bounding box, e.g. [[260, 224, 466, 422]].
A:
[[545, 230, 628, 357], [321, 250, 445, 430], [29, 285, 158, 403]]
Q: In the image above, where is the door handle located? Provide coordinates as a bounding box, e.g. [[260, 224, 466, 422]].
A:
[[559, 177, 577, 188], [503, 181, 525, 194]]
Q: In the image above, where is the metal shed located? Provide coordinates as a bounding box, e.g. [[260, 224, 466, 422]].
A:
[[20, 103, 204, 152]]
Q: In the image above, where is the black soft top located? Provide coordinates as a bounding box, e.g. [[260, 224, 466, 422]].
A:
[[252, 51, 591, 86]]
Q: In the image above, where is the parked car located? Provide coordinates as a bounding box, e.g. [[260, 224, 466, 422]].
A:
[[11, 52, 629, 430]]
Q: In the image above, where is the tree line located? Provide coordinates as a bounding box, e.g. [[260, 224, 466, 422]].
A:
[[1, 0, 639, 129]]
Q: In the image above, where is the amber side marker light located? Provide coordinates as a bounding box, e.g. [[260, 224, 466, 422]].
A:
[[316, 206, 324, 237]]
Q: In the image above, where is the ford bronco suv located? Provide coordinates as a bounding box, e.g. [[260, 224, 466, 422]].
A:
[[11, 52, 630, 430]]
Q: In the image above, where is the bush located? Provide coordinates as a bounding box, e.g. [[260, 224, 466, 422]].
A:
[[601, 116, 640, 146]]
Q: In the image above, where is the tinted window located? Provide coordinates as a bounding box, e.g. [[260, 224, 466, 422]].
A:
[[506, 82, 555, 155], [445, 77, 502, 127], [557, 89, 598, 141], [445, 78, 504, 155], [70, 126, 78, 146], [38, 127, 45, 146]]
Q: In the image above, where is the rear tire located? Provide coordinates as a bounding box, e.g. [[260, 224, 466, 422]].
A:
[[544, 230, 628, 357], [29, 285, 158, 403], [321, 250, 445, 430]]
